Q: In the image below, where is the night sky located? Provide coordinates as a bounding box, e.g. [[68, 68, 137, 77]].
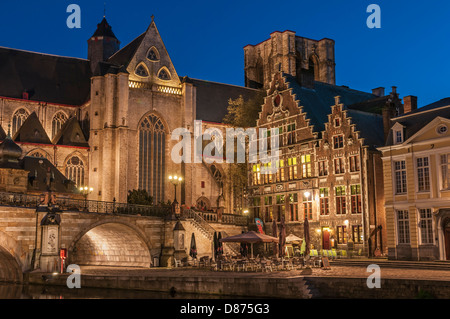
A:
[[1, 0, 449, 108]]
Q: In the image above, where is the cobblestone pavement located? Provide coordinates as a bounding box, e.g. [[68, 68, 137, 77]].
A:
[[79, 265, 450, 282]]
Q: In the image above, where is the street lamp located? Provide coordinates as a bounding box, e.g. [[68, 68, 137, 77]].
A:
[[169, 175, 183, 218], [79, 186, 93, 211], [168, 175, 182, 203]]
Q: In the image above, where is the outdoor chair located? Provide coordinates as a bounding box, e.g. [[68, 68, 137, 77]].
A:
[[261, 259, 273, 272], [174, 258, 182, 268]]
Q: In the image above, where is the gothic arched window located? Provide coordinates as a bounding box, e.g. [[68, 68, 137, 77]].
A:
[[135, 63, 149, 77], [65, 155, 85, 187], [157, 68, 171, 81], [12, 108, 29, 136], [28, 150, 48, 160], [147, 47, 159, 61], [138, 114, 166, 203], [52, 112, 68, 138]]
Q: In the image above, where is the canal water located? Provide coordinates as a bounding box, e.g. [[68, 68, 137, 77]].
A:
[[0, 282, 234, 299]]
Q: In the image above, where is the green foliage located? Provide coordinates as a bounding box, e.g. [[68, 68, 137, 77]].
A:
[[127, 189, 153, 206], [223, 92, 264, 128]]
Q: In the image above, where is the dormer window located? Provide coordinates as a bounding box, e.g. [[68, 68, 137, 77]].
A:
[[147, 47, 159, 62], [394, 129, 403, 144], [135, 64, 149, 77], [157, 67, 171, 81], [392, 122, 405, 145]]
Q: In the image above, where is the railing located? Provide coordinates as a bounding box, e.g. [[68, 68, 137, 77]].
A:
[[0, 191, 171, 218]]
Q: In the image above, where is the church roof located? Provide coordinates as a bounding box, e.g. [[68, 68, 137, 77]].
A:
[[186, 77, 261, 123], [107, 32, 146, 69], [0, 47, 91, 106], [13, 112, 52, 144], [91, 17, 119, 39], [281, 73, 385, 148], [52, 117, 89, 147]]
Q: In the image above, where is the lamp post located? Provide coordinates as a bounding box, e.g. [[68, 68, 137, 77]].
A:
[[79, 186, 93, 211], [169, 175, 182, 218]]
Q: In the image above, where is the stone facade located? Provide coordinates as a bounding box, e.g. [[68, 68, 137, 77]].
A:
[[378, 102, 450, 260]]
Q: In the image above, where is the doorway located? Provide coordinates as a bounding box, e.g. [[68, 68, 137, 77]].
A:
[[322, 227, 331, 250]]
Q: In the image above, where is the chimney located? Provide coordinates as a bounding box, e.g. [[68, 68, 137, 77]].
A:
[[403, 96, 417, 114], [372, 87, 385, 97]]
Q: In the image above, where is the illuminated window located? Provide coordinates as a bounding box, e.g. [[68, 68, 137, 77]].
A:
[[350, 184, 362, 214], [138, 114, 166, 203], [337, 225, 347, 244], [264, 196, 273, 222], [302, 192, 312, 220], [65, 156, 85, 187], [52, 112, 68, 138], [12, 108, 29, 136], [287, 157, 298, 180], [335, 186, 346, 214], [300, 155, 312, 178], [352, 225, 363, 243]]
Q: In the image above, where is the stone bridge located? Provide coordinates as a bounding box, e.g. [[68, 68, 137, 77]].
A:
[[0, 203, 246, 283]]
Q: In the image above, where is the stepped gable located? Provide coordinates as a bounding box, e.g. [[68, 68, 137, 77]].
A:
[[0, 47, 91, 106], [283, 73, 377, 132], [52, 116, 89, 147], [12, 112, 51, 144]]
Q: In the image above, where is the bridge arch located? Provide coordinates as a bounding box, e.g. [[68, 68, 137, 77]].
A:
[[0, 231, 24, 283], [68, 220, 152, 267]]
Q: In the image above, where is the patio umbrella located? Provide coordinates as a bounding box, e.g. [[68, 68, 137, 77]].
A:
[[285, 234, 302, 244], [304, 218, 310, 257], [279, 218, 286, 258], [220, 231, 279, 258], [217, 232, 223, 257], [213, 232, 218, 260], [239, 231, 248, 257], [272, 220, 278, 257], [189, 233, 197, 259]]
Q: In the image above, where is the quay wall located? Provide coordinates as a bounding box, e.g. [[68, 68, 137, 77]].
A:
[[24, 273, 450, 299]]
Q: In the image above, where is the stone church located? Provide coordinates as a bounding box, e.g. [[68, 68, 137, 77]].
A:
[[0, 16, 258, 215]]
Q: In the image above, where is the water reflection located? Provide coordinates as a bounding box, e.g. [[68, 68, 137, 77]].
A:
[[0, 283, 233, 299]]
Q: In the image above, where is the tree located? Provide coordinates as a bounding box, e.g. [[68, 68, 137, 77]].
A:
[[127, 189, 153, 206], [223, 92, 264, 128], [222, 91, 264, 213]]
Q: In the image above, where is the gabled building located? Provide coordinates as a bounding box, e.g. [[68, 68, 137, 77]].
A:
[[378, 98, 450, 260], [246, 30, 405, 256]]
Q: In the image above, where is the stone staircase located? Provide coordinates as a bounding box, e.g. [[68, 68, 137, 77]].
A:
[[184, 209, 240, 255]]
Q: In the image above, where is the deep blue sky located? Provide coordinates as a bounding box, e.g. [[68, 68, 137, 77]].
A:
[[1, 0, 449, 107]]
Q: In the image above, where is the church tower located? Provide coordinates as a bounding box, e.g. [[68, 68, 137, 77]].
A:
[[244, 31, 335, 89], [87, 17, 120, 72]]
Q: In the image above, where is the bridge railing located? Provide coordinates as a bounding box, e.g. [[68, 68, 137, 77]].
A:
[[0, 191, 171, 217]]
